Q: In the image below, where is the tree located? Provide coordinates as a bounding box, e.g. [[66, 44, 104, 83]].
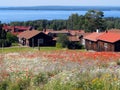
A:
[[67, 14, 72, 29], [0, 25, 6, 39], [6, 32, 18, 43], [8, 11, 120, 32], [56, 34, 69, 48], [84, 10, 105, 32], [68, 42, 83, 49], [0, 24, 11, 47], [42, 20, 47, 29]]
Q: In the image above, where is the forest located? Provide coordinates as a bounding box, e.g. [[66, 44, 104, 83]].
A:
[[6, 10, 120, 32]]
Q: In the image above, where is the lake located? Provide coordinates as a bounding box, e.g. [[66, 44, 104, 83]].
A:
[[0, 10, 120, 23]]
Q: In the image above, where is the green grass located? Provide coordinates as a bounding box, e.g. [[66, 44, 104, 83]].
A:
[[39, 46, 63, 51], [0, 46, 85, 53], [0, 46, 63, 53], [12, 43, 19, 46], [0, 47, 35, 53]]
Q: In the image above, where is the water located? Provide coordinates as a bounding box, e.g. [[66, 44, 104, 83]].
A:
[[0, 10, 120, 23]]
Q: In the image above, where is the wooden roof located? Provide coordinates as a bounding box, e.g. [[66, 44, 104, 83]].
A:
[[98, 32, 120, 43], [17, 30, 41, 39], [84, 32, 104, 42], [108, 29, 120, 33]]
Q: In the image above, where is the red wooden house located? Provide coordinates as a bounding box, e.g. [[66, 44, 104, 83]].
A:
[[17, 30, 53, 47], [84, 31, 120, 52], [84, 32, 104, 51], [97, 32, 120, 52], [3, 25, 31, 35]]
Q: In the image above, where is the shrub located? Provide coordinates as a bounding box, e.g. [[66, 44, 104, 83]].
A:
[[0, 80, 9, 90], [32, 73, 49, 86], [68, 42, 83, 49], [6, 32, 18, 43], [45, 79, 73, 90], [9, 79, 30, 90], [56, 43, 63, 48], [56, 34, 69, 48], [0, 39, 11, 47], [116, 59, 120, 65]]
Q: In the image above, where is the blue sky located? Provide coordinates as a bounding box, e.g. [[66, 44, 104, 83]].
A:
[[0, 0, 120, 7]]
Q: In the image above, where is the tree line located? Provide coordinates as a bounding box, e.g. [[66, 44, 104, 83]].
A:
[[4, 10, 120, 32]]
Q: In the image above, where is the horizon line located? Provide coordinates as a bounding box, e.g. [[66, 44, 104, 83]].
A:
[[0, 5, 120, 8]]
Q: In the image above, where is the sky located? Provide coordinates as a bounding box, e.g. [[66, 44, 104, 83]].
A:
[[0, 0, 120, 7]]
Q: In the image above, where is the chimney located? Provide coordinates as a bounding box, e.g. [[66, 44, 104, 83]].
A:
[[96, 29, 99, 33]]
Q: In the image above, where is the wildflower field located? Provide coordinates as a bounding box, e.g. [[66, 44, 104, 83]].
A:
[[0, 48, 120, 90]]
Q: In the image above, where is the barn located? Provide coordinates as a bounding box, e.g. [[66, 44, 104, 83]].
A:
[[17, 30, 53, 47]]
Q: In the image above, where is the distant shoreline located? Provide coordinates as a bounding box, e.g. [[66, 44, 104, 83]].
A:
[[0, 6, 120, 11], [0, 7, 120, 23]]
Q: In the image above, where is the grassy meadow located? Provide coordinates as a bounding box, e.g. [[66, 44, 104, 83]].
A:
[[0, 46, 62, 53], [0, 47, 120, 90]]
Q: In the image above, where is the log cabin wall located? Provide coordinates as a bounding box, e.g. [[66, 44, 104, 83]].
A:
[[97, 40, 114, 51], [85, 40, 97, 51]]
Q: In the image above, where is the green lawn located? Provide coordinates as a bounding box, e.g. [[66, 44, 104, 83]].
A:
[[0, 47, 33, 53], [0, 46, 86, 53], [39, 46, 65, 51], [0, 46, 63, 53]]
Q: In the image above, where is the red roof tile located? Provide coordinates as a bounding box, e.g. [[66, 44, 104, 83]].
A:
[[49, 30, 69, 34], [3, 25, 14, 30], [44, 29, 85, 35], [3, 25, 30, 31], [18, 30, 41, 39], [15, 26, 30, 31], [98, 32, 120, 43], [108, 29, 120, 33], [84, 32, 104, 42], [69, 30, 85, 36], [11, 32, 21, 35]]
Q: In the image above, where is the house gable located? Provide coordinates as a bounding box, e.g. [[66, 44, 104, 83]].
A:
[[28, 32, 53, 47], [18, 30, 53, 46]]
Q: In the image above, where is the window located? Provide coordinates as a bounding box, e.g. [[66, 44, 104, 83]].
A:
[[104, 43, 108, 48], [38, 39, 44, 44], [89, 41, 92, 44]]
